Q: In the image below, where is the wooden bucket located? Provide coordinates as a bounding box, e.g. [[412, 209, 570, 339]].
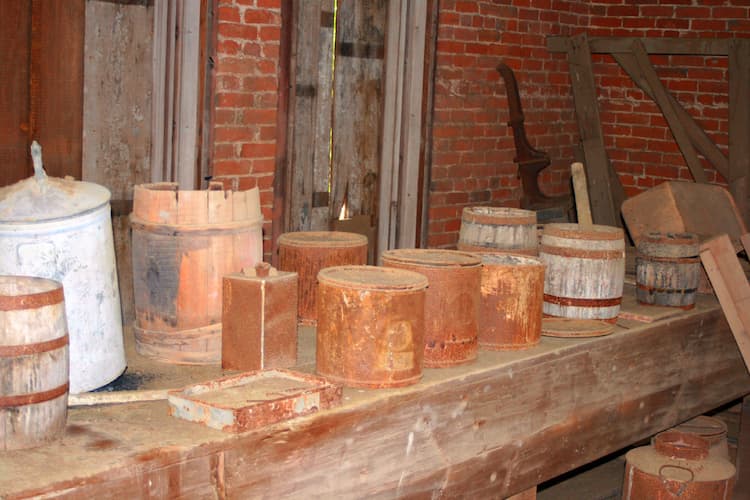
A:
[[131, 182, 263, 364], [478, 253, 545, 350], [672, 415, 729, 460], [457, 207, 538, 255], [381, 249, 480, 367], [636, 232, 700, 309], [0, 276, 69, 451], [540, 223, 625, 322], [278, 231, 368, 325], [316, 266, 427, 388]]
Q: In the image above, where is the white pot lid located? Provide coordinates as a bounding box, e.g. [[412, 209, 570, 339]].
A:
[[0, 175, 111, 223]]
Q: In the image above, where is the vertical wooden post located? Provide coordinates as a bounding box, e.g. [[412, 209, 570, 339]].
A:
[[736, 396, 750, 494], [729, 39, 750, 227]]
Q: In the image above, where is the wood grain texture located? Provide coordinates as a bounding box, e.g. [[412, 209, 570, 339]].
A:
[[1, 293, 747, 498], [571, 162, 592, 226], [729, 38, 750, 227]]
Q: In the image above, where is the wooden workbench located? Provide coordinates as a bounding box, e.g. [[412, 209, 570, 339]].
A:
[[2, 287, 749, 498]]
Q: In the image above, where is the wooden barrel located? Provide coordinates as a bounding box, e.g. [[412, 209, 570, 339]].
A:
[[0, 276, 68, 451], [278, 231, 368, 325], [316, 266, 427, 388], [479, 253, 545, 350], [636, 232, 700, 309], [131, 182, 263, 364], [457, 207, 538, 255], [381, 249, 480, 367], [623, 431, 735, 498], [540, 223, 625, 322]]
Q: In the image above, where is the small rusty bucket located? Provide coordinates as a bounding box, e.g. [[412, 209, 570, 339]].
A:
[[623, 430, 735, 499], [671, 415, 730, 460], [278, 231, 367, 325], [316, 265, 427, 388], [457, 207, 538, 255], [382, 249, 480, 367], [479, 253, 545, 350]]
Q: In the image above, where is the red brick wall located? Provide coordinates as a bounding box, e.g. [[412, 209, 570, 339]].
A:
[[212, 0, 281, 256], [427, 0, 588, 248], [586, 1, 750, 197]]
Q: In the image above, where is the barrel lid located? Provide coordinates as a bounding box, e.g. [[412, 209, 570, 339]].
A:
[[462, 206, 536, 225], [637, 232, 700, 258], [543, 223, 623, 241], [318, 265, 428, 291], [480, 252, 544, 268], [0, 175, 110, 223], [625, 444, 735, 482], [278, 231, 368, 248], [381, 249, 481, 268]]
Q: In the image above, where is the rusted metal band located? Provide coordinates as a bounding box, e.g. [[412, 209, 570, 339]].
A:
[[636, 284, 698, 294], [462, 214, 536, 226], [543, 224, 623, 241], [635, 254, 700, 264], [0, 334, 69, 358], [130, 216, 261, 236], [540, 244, 624, 260], [0, 382, 68, 408], [544, 294, 622, 307], [0, 287, 64, 312]]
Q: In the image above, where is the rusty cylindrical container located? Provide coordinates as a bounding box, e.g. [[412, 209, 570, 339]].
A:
[[131, 182, 263, 364], [479, 253, 545, 350], [457, 207, 538, 255], [540, 223, 625, 322], [672, 415, 730, 461], [0, 276, 69, 451], [636, 232, 700, 309], [278, 231, 367, 325], [381, 249, 480, 367], [623, 430, 735, 499], [316, 266, 427, 388]]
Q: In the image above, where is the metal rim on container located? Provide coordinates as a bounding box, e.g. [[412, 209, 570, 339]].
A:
[[381, 249, 481, 268], [278, 231, 368, 248], [480, 252, 544, 268], [543, 223, 624, 241], [317, 265, 428, 291]]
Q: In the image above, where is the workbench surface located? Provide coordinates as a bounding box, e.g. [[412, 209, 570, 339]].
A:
[[2, 286, 748, 498]]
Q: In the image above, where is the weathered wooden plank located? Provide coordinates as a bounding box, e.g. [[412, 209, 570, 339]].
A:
[[736, 395, 750, 495], [571, 162, 593, 225], [330, 0, 386, 219], [729, 38, 750, 226], [700, 234, 750, 371], [0, 2, 31, 186], [630, 40, 707, 184], [612, 51, 730, 180], [31, 0, 85, 180], [566, 33, 624, 227], [2, 299, 748, 498], [548, 36, 732, 56]]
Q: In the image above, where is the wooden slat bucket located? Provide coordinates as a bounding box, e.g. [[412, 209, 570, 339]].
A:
[[316, 266, 427, 388], [479, 253, 545, 350], [540, 223, 625, 322], [0, 276, 69, 451], [381, 249, 480, 367], [457, 207, 538, 255], [278, 231, 368, 325], [636, 232, 700, 309], [131, 182, 263, 364]]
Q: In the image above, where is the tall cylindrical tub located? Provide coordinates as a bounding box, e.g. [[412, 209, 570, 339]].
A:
[[623, 430, 735, 499], [382, 249, 480, 367], [0, 276, 68, 450], [636, 232, 700, 309], [0, 175, 125, 393], [316, 266, 427, 388], [131, 183, 263, 364], [540, 223, 625, 322], [457, 207, 538, 255], [479, 254, 545, 350], [278, 231, 368, 325]]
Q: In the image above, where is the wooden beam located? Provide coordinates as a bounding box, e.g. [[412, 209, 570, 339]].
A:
[[729, 38, 750, 227], [699, 234, 750, 371], [612, 52, 729, 180], [548, 36, 732, 56], [630, 40, 707, 183], [565, 33, 624, 227], [571, 162, 593, 226], [736, 395, 750, 495]]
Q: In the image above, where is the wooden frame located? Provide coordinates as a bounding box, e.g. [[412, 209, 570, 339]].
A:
[[547, 36, 750, 226]]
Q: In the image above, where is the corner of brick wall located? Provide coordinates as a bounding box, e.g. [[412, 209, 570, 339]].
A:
[[212, 0, 282, 259]]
